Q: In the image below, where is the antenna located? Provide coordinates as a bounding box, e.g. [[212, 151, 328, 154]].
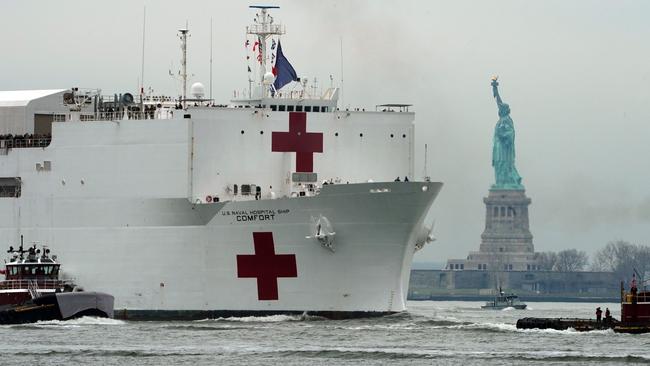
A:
[[209, 17, 213, 102], [178, 23, 190, 107], [140, 6, 146, 104], [423, 144, 431, 182], [340, 36, 344, 108]]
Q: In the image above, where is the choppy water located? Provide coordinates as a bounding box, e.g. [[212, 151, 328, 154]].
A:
[[1, 301, 648, 365]]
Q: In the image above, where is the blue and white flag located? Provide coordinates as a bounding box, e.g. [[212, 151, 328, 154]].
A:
[[272, 41, 298, 92]]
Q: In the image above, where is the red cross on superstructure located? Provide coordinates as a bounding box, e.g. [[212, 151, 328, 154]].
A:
[[236, 232, 298, 301], [272, 112, 323, 172]]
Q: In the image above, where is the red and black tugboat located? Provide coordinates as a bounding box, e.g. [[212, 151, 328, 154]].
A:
[[615, 273, 650, 333], [0, 239, 73, 305], [0, 237, 114, 324], [517, 273, 650, 333]]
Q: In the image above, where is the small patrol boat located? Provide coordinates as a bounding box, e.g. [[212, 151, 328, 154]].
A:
[[482, 289, 527, 310], [0, 237, 114, 324]]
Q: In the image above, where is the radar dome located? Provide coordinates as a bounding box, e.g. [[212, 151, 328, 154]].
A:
[[191, 82, 205, 99], [263, 72, 275, 85]]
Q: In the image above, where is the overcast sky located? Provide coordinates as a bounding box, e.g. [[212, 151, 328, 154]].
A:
[[2, 0, 650, 264]]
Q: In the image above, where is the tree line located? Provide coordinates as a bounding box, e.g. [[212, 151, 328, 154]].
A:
[[535, 240, 650, 277]]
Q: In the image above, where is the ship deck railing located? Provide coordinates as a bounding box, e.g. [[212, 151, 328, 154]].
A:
[[0, 279, 73, 291], [53, 110, 172, 122], [0, 137, 52, 150]]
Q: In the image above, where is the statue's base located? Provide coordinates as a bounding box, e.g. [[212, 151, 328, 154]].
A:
[[470, 188, 535, 271], [490, 184, 525, 191], [484, 189, 531, 206]]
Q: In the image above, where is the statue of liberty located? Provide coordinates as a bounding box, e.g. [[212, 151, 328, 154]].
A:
[[490, 77, 523, 190]]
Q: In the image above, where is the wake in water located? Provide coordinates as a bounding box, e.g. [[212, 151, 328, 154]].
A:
[[6, 316, 125, 329], [195, 313, 326, 323]]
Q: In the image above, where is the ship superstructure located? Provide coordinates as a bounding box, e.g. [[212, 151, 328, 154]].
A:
[[0, 6, 441, 319]]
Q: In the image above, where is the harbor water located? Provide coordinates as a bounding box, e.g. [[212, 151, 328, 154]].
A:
[[1, 301, 648, 365]]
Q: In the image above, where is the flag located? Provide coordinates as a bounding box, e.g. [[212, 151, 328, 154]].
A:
[[245, 39, 250, 48], [253, 41, 259, 52], [272, 41, 298, 92], [271, 39, 277, 50]]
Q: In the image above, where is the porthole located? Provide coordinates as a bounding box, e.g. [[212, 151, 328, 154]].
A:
[[241, 130, 245, 134], [390, 134, 394, 138], [260, 131, 264, 135], [402, 134, 406, 138], [359, 133, 363, 137], [335, 132, 339, 137]]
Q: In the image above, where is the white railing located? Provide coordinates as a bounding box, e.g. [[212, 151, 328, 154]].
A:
[[247, 23, 284, 35], [0, 137, 51, 149], [0, 279, 72, 291], [55, 110, 175, 122]]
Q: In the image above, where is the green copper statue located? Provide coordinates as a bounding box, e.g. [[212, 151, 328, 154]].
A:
[[491, 77, 523, 190]]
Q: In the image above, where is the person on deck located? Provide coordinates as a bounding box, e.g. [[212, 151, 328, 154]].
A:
[[596, 307, 602, 323], [605, 308, 611, 324]]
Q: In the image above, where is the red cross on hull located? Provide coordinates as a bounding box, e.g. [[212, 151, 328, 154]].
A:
[[272, 112, 323, 172], [236, 232, 298, 301]]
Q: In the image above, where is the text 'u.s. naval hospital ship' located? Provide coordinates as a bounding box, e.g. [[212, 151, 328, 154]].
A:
[[0, 6, 441, 319]]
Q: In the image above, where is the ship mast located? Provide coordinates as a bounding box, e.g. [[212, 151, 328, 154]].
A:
[[247, 5, 284, 98], [178, 26, 189, 107]]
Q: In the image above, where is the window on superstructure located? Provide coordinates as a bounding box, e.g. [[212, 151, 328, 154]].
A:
[[233, 184, 238, 195], [296, 106, 303, 112], [313, 106, 320, 112], [322, 107, 328, 112], [0, 178, 21, 198], [271, 105, 278, 111], [304, 106, 311, 112], [287, 105, 294, 112], [279, 105, 286, 112], [241, 184, 251, 196]]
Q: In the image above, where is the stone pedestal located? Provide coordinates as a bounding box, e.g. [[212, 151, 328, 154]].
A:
[[463, 189, 538, 272]]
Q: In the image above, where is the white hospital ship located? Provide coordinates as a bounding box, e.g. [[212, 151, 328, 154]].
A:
[[0, 6, 441, 319]]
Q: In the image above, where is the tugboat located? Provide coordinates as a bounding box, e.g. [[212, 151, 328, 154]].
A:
[[482, 288, 527, 310], [517, 273, 649, 333], [615, 273, 650, 333], [0, 237, 114, 324]]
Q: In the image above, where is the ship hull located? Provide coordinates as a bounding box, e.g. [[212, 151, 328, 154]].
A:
[[0, 182, 440, 319], [0, 292, 114, 324]]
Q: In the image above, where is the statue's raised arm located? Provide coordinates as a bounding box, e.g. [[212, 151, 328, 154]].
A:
[[491, 76, 511, 118], [491, 76, 503, 106]]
